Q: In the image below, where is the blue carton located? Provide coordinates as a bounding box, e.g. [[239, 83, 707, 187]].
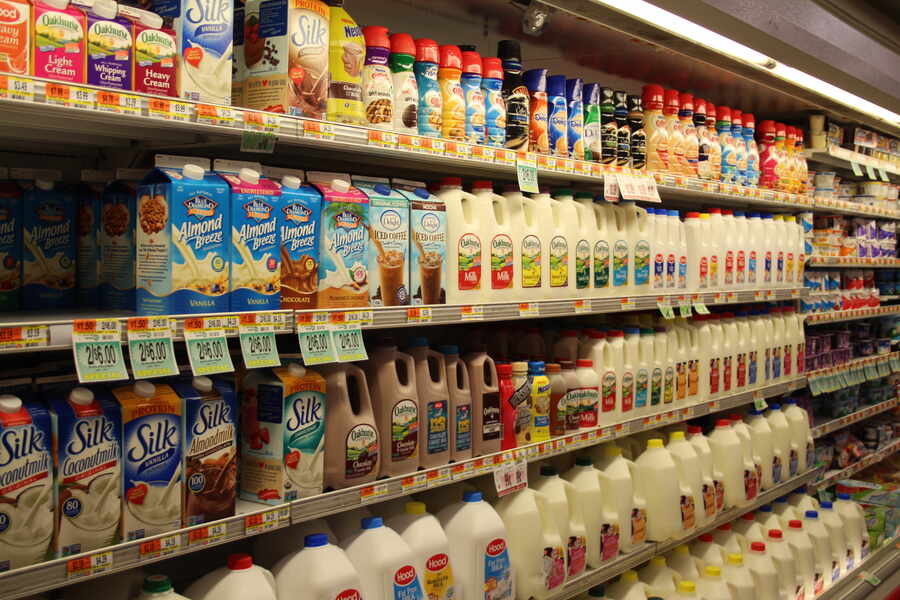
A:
[[23, 181, 76, 309]]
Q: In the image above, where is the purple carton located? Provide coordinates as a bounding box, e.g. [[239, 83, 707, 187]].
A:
[[86, 0, 134, 91]]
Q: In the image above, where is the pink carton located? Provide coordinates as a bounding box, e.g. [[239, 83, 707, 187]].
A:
[[126, 7, 177, 97], [32, 0, 86, 83]]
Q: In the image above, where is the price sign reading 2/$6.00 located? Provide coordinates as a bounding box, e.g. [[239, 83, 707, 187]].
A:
[[72, 319, 128, 384], [184, 317, 235, 376], [127, 317, 179, 379]]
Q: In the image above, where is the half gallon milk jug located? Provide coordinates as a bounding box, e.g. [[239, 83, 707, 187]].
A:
[[801, 511, 833, 592], [609, 204, 633, 294], [438, 491, 514, 600], [818, 502, 848, 580], [343, 517, 426, 600], [594, 444, 640, 552], [438, 178, 486, 303], [782, 399, 812, 473], [184, 554, 276, 600], [472, 181, 519, 300], [601, 330, 625, 423], [765, 529, 801, 600], [534, 465, 589, 577], [835, 493, 868, 568], [620, 201, 651, 293], [635, 328, 654, 415], [766, 404, 792, 481], [564, 457, 621, 567], [440, 345, 473, 462], [707, 419, 744, 509], [744, 542, 780, 600], [687, 426, 722, 515], [387, 502, 457, 600], [666, 545, 700, 581], [554, 190, 596, 296], [729, 414, 759, 503], [272, 534, 363, 600], [606, 570, 647, 600], [639, 556, 677, 598], [667, 431, 706, 528], [713, 523, 743, 557], [135, 575, 189, 600], [367, 344, 420, 477], [697, 566, 730, 600], [747, 408, 777, 489], [620, 327, 640, 417], [548, 193, 579, 298], [719, 314, 737, 394], [684, 213, 708, 292], [503, 188, 550, 299], [495, 487, 566, 599], [629, 439, 681, 542], [784, 520, 817, 599], [465, 349, 502, 455], [324, 364, 380, 489], [407, 337, 452, 468], [722, 554, 754, 600]]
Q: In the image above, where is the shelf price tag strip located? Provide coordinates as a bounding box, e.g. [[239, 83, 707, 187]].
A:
[[72, 318, 128, 383], [238, 313, 281, 369], [0, 324, 48, 350], [66, 551, 112, 580], [183, 316, 235, 376], [139, 533, 182, 560], [126, 317, 179, 380], [329, 312, 368, 362]]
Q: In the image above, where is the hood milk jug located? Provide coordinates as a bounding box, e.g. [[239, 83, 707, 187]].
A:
[[394, 183, 446, 305], [49, 387, 122, 556], [388, 502, 457, 600], [355, 180, 409, 307], [323, 364, 379, 489], [241, 363, 326, 503], [407, 337, 451, 468], [112, 381, 182, 541], [185, 553, 276, 600], [367, 343, 419, 477], [273, 533, 363, 600], [344, 517, 425, 600], [0, 396, 53, 569]]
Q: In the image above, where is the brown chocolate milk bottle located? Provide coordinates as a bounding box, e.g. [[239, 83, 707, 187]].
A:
[[323, 364, 380, 489], [366, 342, 420, 477], [439, 345, 473, 463], [463, 348, 502, 456], [406, 337, 451, 468]]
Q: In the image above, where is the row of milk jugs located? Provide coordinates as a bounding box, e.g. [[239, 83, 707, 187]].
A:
[[547, 307, 805, 424], [438, 179, 805, 303], [603, 491, 869, 600]]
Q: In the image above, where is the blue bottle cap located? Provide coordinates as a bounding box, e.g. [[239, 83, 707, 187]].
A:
[[414, 187, 430, 199], [439, 345, 459, 355], [547, 74, 566, 96], [374, 183, 391, 196], [362, 517, 383, 529], [463, 490, 482, 502], [304, 533, 329, 547]]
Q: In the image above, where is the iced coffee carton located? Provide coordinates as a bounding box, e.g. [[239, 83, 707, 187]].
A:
[[308, 172, 369, 308], [48, 386, 122, 557], [0, 396, 53, 571], [353, 177, 409, 307], [243, 0, 329, 118], [0, 177, 22, 312], [136, 156, 230, 316], [100, 168, 143, 311], [241, 361, 326, 504], [32, 0, 86, 83], [172, 376, 236, 526], [123, 7, 177, 98], [111, 381, 182, 541], [214, 159, 282, 312], [86, 0, 133, 90], [394, 179, 446, 305], [0, 0, 30, 75]]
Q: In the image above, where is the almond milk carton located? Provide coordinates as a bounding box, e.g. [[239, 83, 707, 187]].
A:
[[100, 168, 144, 311]]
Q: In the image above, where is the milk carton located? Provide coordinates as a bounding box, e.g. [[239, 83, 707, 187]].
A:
[[100, 169, 143, 311], [241, 362, 326, 504], [173, 376, 237, 526], [86, 0, 133, 90], [22, 178, 76, 309], [243, 0, 329, 119], [76, 171, 108, 308], [153, 0, 232, 104], [112, 381, 182, 541], [272, 172, 321, 310], [0, 396, 53, 571], [354, 178, 409, 307], [0, 0, 29, 75], [32, 0, 87, 84], [136, 156, 230, 316], [130, 8, 178, 98], [215, 160, 281, 312], [308, 173, 369, 308], [0, 179, 22, 312], [395, 180, 446, 306], [48, 387, 122, 557]]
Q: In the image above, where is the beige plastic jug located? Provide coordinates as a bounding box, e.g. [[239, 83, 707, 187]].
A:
[[440, 345, 473, 463], [464, 349, 502, 456], [323, 364, 381, 489], [366, 343, 420, 477], [407, 337, 452, 468]]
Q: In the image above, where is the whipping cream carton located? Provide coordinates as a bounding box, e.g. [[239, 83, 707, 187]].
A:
[[111, 381, 182, 541], [0, 177, 23, 312], [48, 386, 122, 557], [136, 156, 230, 316], [32, 0, 86, 84], [77, 170, 111, 308], [153, 0, 233, 104], [353, 177, 409, 307], [241, 362, 326, 504], [86, 0, 133, 90], [0, 397, 53, 571], [101, 169, 143, 311], [214, 160, 281, 312], [394, 179, 446, 305]]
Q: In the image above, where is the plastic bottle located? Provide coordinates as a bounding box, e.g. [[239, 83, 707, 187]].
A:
[[687, 426, 719, 518], [389, 33, 419, 135], [694, 99, 712, 180], [744, 542, 780, 600], [438, 491, 514, 600], [744, 114, 759, 187], [438, 177, 485, 303], [438, 45, 465, 140], [471, 181, 519, 300], [729, 414, 760, 503], [387, 502, 457, 600], [723, 554, 754, 600], [564, 457, 621, 567], [530, 361, 551, 442], [272, 534, 362, 600], [460, 51, 485, 145], [510, 361, 532, 445], [717, 107, 736, 183], [707, 208, 724, 290], [547, 75, 569, 158], [747, 409, 778, 489], [757, 120, 778, 188], [482, 57, 506, 148], [731, 110, 747, 186], [746, 212, 762, 288], [732, 211, 748, 289], [465, 350, 502, 455], [533, 465, 588, 578], [679, 93, 699, 177], [567, 358, 597, 430], [766, 404, 792, 482], [324, 364, 380, 489], [683, 213, 707, 292], [818, 501, 848, 581], [639, 556, 678, 598], [641, 84, 669, 173], [773, 496, 801, 527], [583, 83, 601, 162], [594, 445, 639, 552], [789, 487, 819, 515], [713, 523, 743, 557], [525, 68, 549, 155], [663, 89, 686, 175], [697, 565, 730, 600], [628, 95, 646, 170], [802, 511, 834, 592], [659, 326, 677, 408], [784, 520, 817, 600], [782, 399, 813, 473], [607, 570, 648, 600], [497, 40, 528, 150], [497, 363, 517, 450], [635, 329, 654, 415], [708, 419, 744, 509], [765, 529, 801, 600], [705, 102, 723, 182], [439, 345, 473, 462], [667, 431, 705, 529], [667, 545, 700, 581], [135, 575, 190, 600], [620, 327, 641, 417], [629, 439, 681, 542], [733, 513, 766, 551], [834, 493, 868, 567], [720, 313, 737, 395], [692, 533, 725, 567], [361, 26, 394, 130], [407, 337, 451, 468], [184, 554, 276, 600], [367, 343, 420, 477], [721, 210, 736, 288], [566, 78, 585, 160], [414, 39, 442, 137], [614, 90, 630, 167], [545, 363, 566, 437], [343, 517, 426, 600]]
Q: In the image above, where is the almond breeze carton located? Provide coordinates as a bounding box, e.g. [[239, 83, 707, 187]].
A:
[[136, 156, 230, 316], [353, 177, 409, 307], [307, 171, 369, 308], [21, 175, 76, 309], [0, 176, 22, 312], [32, 0, 86, 84], [86, 0, 133, 90], [100, 169, 143, 311], [214, 160, 281, 312]]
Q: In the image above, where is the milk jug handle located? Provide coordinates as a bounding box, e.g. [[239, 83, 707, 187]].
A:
[[262, 566, 277, 594], [349, 365, 376, 416], [398, 352, 418, 395]]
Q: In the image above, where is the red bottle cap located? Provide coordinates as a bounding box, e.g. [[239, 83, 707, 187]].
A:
[[440, 176, 462, 188], [768, 529, 783, 539], [706, 102, 716, 118], [496, 363, 512, 377], [607, 330, 625, 338], [759, 120, 775, 135], [228, 554, 254, 570], [363, 26, 390, 49], [717, 105, 731, 121], [687, 425, 702, 434], [562, 329, 578, 337], [439, 45, 462, 70], [717, 523, 732, 531], [576, 359, 593, 368], [663, 88, 680, 113], [775, 122, 786, 137], [743, 113, 755, 129], [729, 413, 742, 421], [740, 512, 756, 521], [723, 312, 735, 318], [787, 126, 797, 140], [589, 329, 606, 339], [678, 92, 693, 111], [698, 533, 714, 542], [722, 209, 733, 216], [390, 33, 416, 56], [462, 51, 482, 75], [472, 180, 494, 191], [716, 419, 731, 428], [415, 38, 440, 63], [751, 542, 766, 552], [642, 84, 664, 110], [482, 57, 503, 80], [789, 520, 802, 529], [694, 98, 706, 116], [686, 211, 701, 218], [732, 109, 742, 126], [709, 207, 722, 214]]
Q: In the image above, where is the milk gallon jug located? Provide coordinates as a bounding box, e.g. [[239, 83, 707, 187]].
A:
[[564, 457, 621, 567], [744, 542, 780, 600], [733, 513, 765, 550], [438, 491, 514, 600], [729, 414, 759, 503], [323, 364, 380, 489], [639, 556, 677, 598], [766, 404, 793, 481], [783, 399, 813, 473], [835, 493, 868, 567], [692, 533, 725, 567], [135, 574, 189, 600], [818, 502, 848, 580], [722, 554, 754, 600], [708, 419, 744, 509], [185, 554, 276, 600], [785, 520, 817, 600], [593, 445, 640, 551], [344, 517, 426, 600], [630, 439, 680, 542], [533, 465, 588, 577], [253, 518, 336, 568], [441, 346, 473, 462], [272, 534, 363, 600], [688, 426, 723, 514], [667, 431, 706, 528], [607, 570, 647, 600], [765, 529, 801, 600], [801, 511, 833, 592], [367, 344, 419, 477], [697, 566, 730, 600], [495, 488, 565, 599], [438, 178, 485, 303], [407, 337, 451, 468], [666, 545, 700, 581], [388, 502, 457, 600], [713, 523, 743, 557]]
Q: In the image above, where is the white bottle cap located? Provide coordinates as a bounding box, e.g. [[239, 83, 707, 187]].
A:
[[69, 387, 95, 405], [288, 363, 306, 377], [91, 0, 117, 19], [42, 0, 70, 10], [138, 9, 163, 28], [239, 168, 260, 185], [192, 376, 213, 393], [331, 178, 350, 193], [0, 394, 21, 413], [134, 380, 156, 398], [183, 164, 205, 180], [35, 179, 54, 191], [282, 175, 301, 190]]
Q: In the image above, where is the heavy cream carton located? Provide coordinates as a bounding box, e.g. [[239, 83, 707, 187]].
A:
[[48, 386, 122, 557], [111, 381, 182, 541], [353, 177, 409, 307], [241, 362, 326, 504], [0, 397, 53, 571], [136, 156, 230, 316], [172, 376, 236, 526], [394, 179, 446, 305], [100, 168, 143, 311]]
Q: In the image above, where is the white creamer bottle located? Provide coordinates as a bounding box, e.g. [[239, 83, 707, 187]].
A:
[[439, 177, 486, 303], [387, 502, 457, 600], [564, 457, 621, 567], [407, 337, 451, 469], [707, 419, 744, 509], [185, 554, 276, 600], [367, 343, 420, 477], [472, 181, 519, 300], [533, 465, 588, 578], [343, 517, 426, 600], [272, 534, 363, 600], [629, 439, 681, 542]]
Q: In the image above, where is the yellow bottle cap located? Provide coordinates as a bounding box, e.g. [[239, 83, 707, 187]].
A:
[[405, 501, 427, 515], [604, 444, 622, 457], [727, 553, 743, 565], [622, 570, 639, 583], [650, 556, 667, 567], [704, 565, 721, 577], [674, 544, 691, 555], [647, 438, 664, 448], [670, 431, 685, 442], [678, 581, 696, 594]]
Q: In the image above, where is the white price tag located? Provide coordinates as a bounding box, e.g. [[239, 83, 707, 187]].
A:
[[493, 454, 527, 497]]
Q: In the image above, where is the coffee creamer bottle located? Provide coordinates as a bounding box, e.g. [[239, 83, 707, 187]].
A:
[[323, 364, 379, 489], [389, 33, 419, 134], [679, 93, 699, 177], [461, 51, 485, 145], [694, 99, 712, 180], [583, 83, 601, 162], [547, 74, 568, 158], [497, 40, 528, 150], [614, 90, 630, 167], [367, 343, 419, 476], [566, 78, 584, 160], [628, 95, 646, 170], [641, 84, 669, 173], [361, 26, 394, 130], [716, 107, 736, 183], [525, 68, 549, 154], [732, 110, 748, 186], [481, 56, 506, 147], [510, 361, 532, 444], [663, 89, 685, 175], [326, 0, 364, 124], [414, 38, 442, 137], [438, 45, 465, 141], [705, 103, 723, 181], [599, 88, 617, 164]]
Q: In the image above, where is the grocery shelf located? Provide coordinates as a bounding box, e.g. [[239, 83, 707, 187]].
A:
[[0, 377, 804, 599], [806, 257, 900, 268], [804, 306, 900, 324], [806, 146, 900, 181], [817, 536, 900, 600], [806, 351, 898, 391], [0, 287, 808, 354], [811, 396, 900, 438], [811, 438, 900, 492]]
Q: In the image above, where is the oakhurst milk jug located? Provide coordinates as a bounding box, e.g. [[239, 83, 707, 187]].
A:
[[185, 554, 276, 600], [574, 194, 612, 297], [344, 517, 425, 600], [464, 349, 502, 455], [272, 533, 363, 600], [323, 364, 380, 489], [503, 188, 550, 299], [553, 190, 594, 297], [438, 491, 514, 600], [440, 345, 473, 462], [564, 457, 621, 567], [438, 178, 485, 303], [533, 465, 588, 578], [407, 337, 451, 468], [366, 343, 419, 477], [472, 181, 518, 300], [388, 502, 457, 600]]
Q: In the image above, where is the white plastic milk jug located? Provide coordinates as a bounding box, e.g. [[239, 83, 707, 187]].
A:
[[532, 465, 588, 578], [638, 556, 678, 598], [387, 502, 457, 600], [818, 501, 848, 580], [722, 554, 754, 600], [744, 542, 780, 600], [697, 565, 730, 600], [184, 554, 276, 600], [835, 493, 869, 567], [343, 517, 426, 600], [667, 431, 705, 529], [666, 545, 700, 581], [135, 575, 189, 600], [272, 534, 363, 600], [782, 399, 813, 473], [784, 520, 817, 600], [765, 529, 801, 600], [606, 570, 647, 600], [707, 419, 745, 509], [629, 439, 681, 542], [564, 457, 621, 567], [594, 444, 641, 552], [438, 178, 487, 303]]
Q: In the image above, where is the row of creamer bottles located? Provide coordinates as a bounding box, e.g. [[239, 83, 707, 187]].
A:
[[437, 180, 805, 304]]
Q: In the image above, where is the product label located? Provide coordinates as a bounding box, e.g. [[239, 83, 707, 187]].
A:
[[362, 185, 409, 307], [601, 523, 620, 561], [748, 250, 757, 283], [549, 95, 568, 157], [543, 544, 565, 590], [482, 392, 501, 441], [664, 367, 675, 404], [612, 240, 628, 287], [806, 442, 815, 471], [764, 251, 772, 283], [427, 400, 448, 455], [676, 361, 687, 400], [549, 235, 568, 288], [786, 253, 794, 283], [567, 534, 587, 576], [529, 90, 549, 154], [680, 494, 695, 530], [631, 508, 647, 544], [424, 553, 454, 600], [391, 399, 418, 461], [651, 368, 662, 406], [489, 233, 514, 290], [484, 538, 513, 600], [457, 233, 482, 291], [789, 449, 798, 477], [653, 253, 665, 288], [601, 372, 616, 413], [521, 235, 541, 288], [678, 255, 687, 289], [531, 376, 551, 441], [133, 25, 177, 97], [666, 253, 676, 289], [699, 256, 708, 288], [702, 483, 715, 517], [709, 255, 718, 287], [393, 564, 426, 600], [784, 346, 792, 377], [455, 405, 471, 452], [772, 347, 782, 379], [33, 5, 85, 83], [510, 379, 531, 445], [748, 351, 758, 385], [724, 250, 734, 285], [593, 241, 609, 289], [797, 343, 805, 374], [345, 423, 378, 479], [23, 186, 76, 309], [483, 77, 506, 147], [764, 349, 771, 382], [634, 240, 650, 285], [635, 370, 649, 409], [362, 47, 393, 128], [688, 360, 698, 397], [575, 239, 590, 289], [776, 251, 784, 283], [736, 251, 746, 284], [744, 468, 757, 500], [461, 73, 485, 145], [736, 353, 747, 388], [709, 358, 720, 395], [87, 15, 132, 90], [572, 386, 599, 428], [564, 390, 580, 431], [714, 479, 725, 511], [772, 455, 782, 483], [621, 372, 634, 413], [722, 356, 732, 392]]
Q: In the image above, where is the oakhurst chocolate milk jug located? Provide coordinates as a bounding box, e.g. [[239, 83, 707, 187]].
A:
[[406, 337, 451, 468], [366, 343, 420, 477], [464, 349, 502, 455], [323, 364, 380, 489], [440, 345, 472, 463]]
